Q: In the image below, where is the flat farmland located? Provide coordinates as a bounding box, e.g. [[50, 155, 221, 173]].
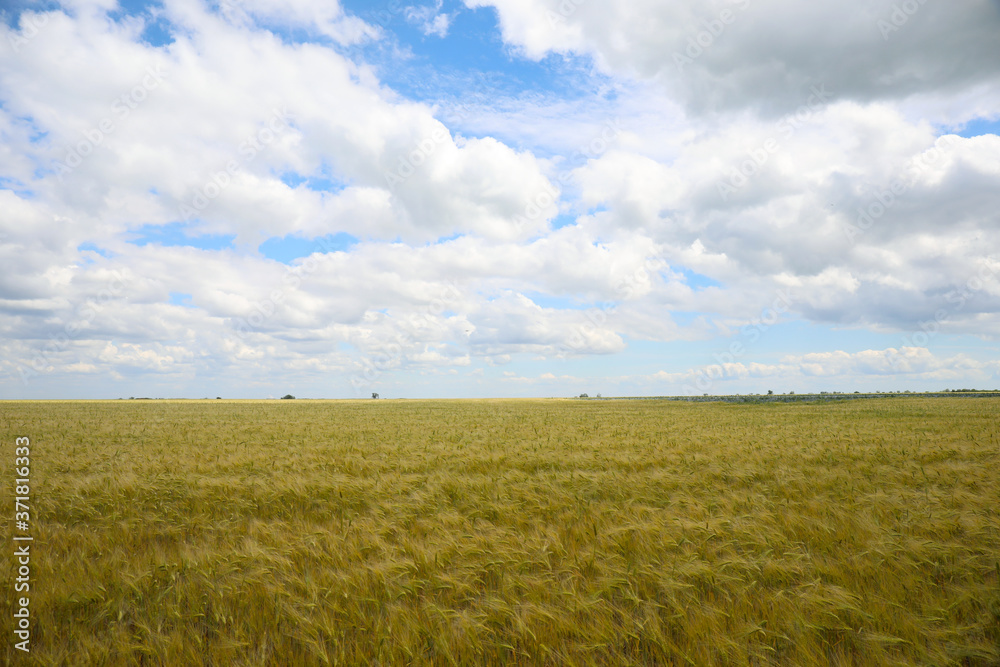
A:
[[2, 398, 999, 665]]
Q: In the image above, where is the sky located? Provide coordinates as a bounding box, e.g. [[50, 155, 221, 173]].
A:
[[1, 0, 999, 399]]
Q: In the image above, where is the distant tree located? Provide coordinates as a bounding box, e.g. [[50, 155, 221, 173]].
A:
[[767, 390, 773, 395], [281, 394, 295, 400], [216, 396, 222, 399], [372, 393, 379, 399], [596, 393, 602, 398], [579, 393, 589, 398]]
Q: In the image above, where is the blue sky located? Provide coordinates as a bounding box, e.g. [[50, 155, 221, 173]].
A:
[[1, 0, 999, 399]]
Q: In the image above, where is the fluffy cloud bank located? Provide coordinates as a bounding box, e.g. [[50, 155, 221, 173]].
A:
[[1, 0, 998, 397], [469, 0, 1000, 115]]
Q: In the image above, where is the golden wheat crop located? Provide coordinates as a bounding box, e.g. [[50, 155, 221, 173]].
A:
[[2, 398, 999, 665]]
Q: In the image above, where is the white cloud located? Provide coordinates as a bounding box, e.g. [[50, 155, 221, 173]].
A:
[[468, 0, 1000, 117], [404, 1, 453, 38], [2, 0, 999, 398], [645, 346, 1000, 392], [218, 0, 379, 45], [0, 0, 559, 249]]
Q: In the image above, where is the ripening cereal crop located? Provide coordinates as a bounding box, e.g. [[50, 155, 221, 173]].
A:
[[2, 397, 998, 665]]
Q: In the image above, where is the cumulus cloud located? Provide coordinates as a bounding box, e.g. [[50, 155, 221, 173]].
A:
[[1, 0, 999, 397], [647, 346, 1000, 393], [404, 0, 453, 38], [467, 0, 1000, 116], [572, 110, 1000, 332], [216, 0, 378, 45], [493, 346, 1000, 397]]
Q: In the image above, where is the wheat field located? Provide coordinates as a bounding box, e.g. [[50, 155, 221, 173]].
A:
[[2, 398, 999, 665]]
